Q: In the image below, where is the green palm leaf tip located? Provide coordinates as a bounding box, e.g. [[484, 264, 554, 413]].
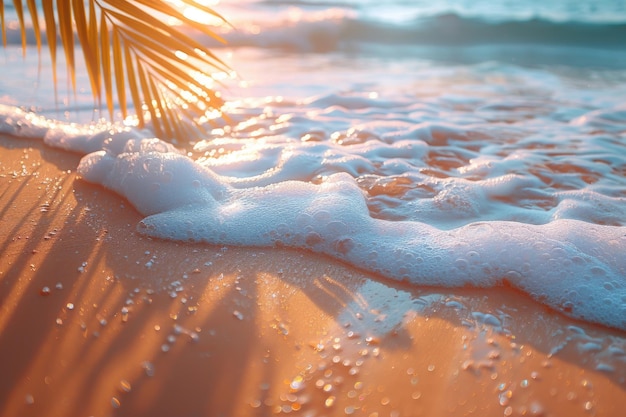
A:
[[1, 0, 231, 144]]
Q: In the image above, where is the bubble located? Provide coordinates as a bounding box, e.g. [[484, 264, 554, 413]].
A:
[[504, 270, 522, 280], [466, 251, 480, 262], [326, 221, 348, 235], [333, 238, 354, 254], [454, 258, 468, 269], [590, 267, 606, 276]]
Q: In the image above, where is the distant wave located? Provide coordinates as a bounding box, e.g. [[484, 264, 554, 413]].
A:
[[218, 13, 626, 52], [3, 12, 625, 53]]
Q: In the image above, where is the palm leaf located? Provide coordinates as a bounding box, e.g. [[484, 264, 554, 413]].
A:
[[111, 27, 126, 118], [56, 1, 77, 91], [26, 0, 41, 51], [100, 11, 113, 117], [12, 0, 27, 54], [0, 0, 5, 47], [0, 0, 230, 143], [41, 1, 58, 89]]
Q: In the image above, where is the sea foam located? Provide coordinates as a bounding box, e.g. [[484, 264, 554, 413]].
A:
[[70, 126, 626, 331]]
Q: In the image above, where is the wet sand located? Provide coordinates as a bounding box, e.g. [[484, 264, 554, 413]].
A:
[[0, 133, 624, 417]]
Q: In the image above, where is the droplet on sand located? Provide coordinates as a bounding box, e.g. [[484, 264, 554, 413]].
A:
[[142, 361, 155, 377], [40, 286, 51, 296], [111, 397, 121, 408], [290, 375, 305, 392], [499, 390, 513, 406], [121, 307, 129, 323], [119, 379, 132, 393]]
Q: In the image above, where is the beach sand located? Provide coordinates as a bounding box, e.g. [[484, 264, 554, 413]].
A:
[[0, 133, 624, 417]]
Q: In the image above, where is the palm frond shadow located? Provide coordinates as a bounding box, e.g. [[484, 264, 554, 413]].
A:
[[1, 0, 230, 142]]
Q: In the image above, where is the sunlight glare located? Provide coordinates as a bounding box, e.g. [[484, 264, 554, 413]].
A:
[[163, 0, 226, 27], [183, 2, 226, 27], [175, 50, 189, 61]]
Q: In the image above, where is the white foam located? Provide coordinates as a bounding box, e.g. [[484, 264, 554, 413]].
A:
[[73, 130, 626, 331]]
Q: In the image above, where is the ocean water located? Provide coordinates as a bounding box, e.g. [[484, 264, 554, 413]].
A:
[[1, 0, 626, 331]]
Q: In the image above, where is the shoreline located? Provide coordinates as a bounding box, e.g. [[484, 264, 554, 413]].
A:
[[0, 133, 624, 416]]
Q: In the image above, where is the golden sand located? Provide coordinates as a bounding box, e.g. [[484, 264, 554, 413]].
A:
[[0, 134, 624, 417]]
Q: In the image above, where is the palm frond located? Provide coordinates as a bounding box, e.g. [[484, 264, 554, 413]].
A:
[[1, 0, 230, 143]]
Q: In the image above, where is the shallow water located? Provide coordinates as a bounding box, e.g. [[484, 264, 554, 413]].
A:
[[1, 0, 626, 330]]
